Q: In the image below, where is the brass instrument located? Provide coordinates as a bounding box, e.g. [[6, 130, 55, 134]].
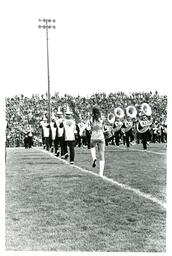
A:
[[107, 107, 124, 124], [140, 103, 152, 116], [107, 112, 116, 124], [137, 120, 152, 133], [113, 120, 123, 133], [126, 105, 137, 118], [124, 120, 133, 132], [114, 107, 125, 119]]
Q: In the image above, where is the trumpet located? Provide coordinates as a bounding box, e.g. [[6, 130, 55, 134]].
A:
[[126, 105, 137, 118]]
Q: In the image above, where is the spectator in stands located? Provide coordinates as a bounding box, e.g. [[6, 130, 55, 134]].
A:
[[5, 91, 167, 147]]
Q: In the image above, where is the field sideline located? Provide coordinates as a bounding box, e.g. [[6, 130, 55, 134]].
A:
[[41, 147, 166, 209], [5, 143, 166, 252]]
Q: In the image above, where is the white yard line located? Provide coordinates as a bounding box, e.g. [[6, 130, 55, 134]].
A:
[[120, 147, 166, 155], [143, 150, 166, 155], [38, 148, 166, 210], [106, 145, 166, 155], [106, 148, 166, 155]]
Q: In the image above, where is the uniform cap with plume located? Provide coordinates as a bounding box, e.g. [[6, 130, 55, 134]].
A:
[[57, 106, 63, 115]]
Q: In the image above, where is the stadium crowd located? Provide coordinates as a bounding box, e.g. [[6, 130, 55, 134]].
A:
[[5, 90, 167, 148]]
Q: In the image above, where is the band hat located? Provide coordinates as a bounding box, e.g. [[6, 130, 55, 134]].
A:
[[51, 112, 56, 119], [43, 114, 47, 121], [65, 105, 73, 115], [57, 106, 63, 115], [65, 110, 73, 115]]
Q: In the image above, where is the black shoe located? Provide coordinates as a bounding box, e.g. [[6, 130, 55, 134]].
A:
[[56, 151, 60, 157], [92, 159, 97, 168], [65, 153, 69, 159], [70, 161, 74, 165]]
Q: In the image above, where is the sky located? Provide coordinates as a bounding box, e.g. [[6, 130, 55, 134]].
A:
[[1, 0, 172, 98]]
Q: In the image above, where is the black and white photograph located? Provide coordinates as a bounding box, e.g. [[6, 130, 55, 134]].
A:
[[1, 0, 171, 255]]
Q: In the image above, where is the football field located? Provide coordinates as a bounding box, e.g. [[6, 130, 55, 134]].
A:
[[5, 143, 166, 252]]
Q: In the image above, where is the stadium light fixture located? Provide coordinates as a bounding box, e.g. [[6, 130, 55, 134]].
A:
[[38, 18, 56, 123]]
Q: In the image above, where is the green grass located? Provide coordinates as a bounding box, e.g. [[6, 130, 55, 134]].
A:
[[5, 143, 166, 251]]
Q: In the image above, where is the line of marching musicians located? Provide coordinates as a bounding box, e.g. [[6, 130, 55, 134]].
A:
[[104, 103, 167, 150], [104, 115, 167, 149], [39, 103, 167, 164], [40, 107, 77, 164]]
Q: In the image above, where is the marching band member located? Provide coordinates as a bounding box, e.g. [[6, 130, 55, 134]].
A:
[[54, 107, 65, 157], [40, 115, 50, 150], [5, 121, 10, 148], [77, 119, 86, 147], [135, 122, 141, 144], [122, 116, 134, 148], [160, 119, 167, 143], [82, 126, 88, 147], [90, 105, 105, 177], [48, 113, 57, 153], [60, 107, 77, 164], [156, 120, 166, 143], [24, 134, 29, 148], [162, 122, 167, 143], [110, 107, 125, 147], [85, 116, 91, 149], [152, 121, 158, 143], [138, 103, 153, 150], [113, 117, 123, 147], [156, 123, 162, 143], [21, 124, 34, 148], [104, 121, 114, 146], [75, 123, 80, 147], [137, 113, 152, 150], [121, 127, 126, 146], [77, 115, 91, 149], [27, 126, 33, 148]]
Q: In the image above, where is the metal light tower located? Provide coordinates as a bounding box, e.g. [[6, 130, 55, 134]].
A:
[[38, 18, 56, 123]]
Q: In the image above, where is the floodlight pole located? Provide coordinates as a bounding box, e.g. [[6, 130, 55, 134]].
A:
[[38, 19, 56, 123]]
